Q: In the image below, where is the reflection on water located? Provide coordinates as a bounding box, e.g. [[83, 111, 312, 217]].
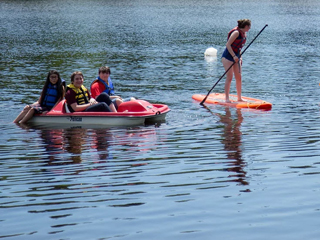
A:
[[91, 129, 114, 161], [39, 129, 65, 163], [203, 105, 248, 187], [64, 128, 87, 164], [33, 126, 160, 168], [218, 108, 248, 187]]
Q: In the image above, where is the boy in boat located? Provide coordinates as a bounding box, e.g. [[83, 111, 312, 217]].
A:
[[90, 66, 135, 109]]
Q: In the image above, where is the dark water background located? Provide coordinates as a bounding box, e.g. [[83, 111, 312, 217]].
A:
[[1, 0, 320, 239]]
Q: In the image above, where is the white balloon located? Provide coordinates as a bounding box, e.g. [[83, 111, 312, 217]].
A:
[[204, 47, 217, 56]]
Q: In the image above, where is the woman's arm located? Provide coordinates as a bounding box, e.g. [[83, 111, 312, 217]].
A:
[[70, 102, 91, 112], [70, 98, 97, 112], [61, 85, 65, 99], [110, 95, 122, 100]]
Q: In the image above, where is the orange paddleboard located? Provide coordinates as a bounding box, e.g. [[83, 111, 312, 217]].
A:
[[192, 93, 272, 110]]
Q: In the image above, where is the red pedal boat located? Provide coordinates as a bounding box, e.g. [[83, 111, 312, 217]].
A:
[[28, 99, 170, 127]]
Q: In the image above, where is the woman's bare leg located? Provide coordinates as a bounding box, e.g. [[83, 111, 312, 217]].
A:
[[115, 99, 123, 108], [13, 105, 31, 123], [109, 103, 117, 112], [222, 57, 234, 103], [20, 108, 35, 123], [233, 62, 243, 101]]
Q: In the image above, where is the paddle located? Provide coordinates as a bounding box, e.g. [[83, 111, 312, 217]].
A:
[[200, 24, 268, 105]]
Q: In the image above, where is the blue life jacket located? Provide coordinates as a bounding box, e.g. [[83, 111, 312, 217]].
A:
[[91, 76, 115, 96], [42, 83, 58, 107]]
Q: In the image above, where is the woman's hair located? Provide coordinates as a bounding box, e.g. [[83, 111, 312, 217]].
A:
[[99, 66, 111, 75], [70, 71, 84, 82], [39, 70, 64, 105], [238, 19, 251, 28]]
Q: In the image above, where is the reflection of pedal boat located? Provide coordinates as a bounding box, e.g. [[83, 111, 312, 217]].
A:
[[29, 99, 170, 127]]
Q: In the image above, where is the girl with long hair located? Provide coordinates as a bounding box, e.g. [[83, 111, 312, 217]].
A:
[[14, 70, 65, 124]]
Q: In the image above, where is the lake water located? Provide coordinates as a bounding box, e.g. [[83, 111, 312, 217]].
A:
[[1, 0, 320, 239]]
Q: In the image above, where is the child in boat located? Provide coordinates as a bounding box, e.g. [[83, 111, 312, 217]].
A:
[[65, 71, 117, 112], [90, 66, 135, 109], [13, 70, 65, 124]]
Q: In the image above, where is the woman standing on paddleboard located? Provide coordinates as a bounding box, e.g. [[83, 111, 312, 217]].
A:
[[222, 19, 251, 103]]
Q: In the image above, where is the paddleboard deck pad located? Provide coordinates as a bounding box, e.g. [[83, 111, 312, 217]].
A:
[[192, 93, 272, 110]]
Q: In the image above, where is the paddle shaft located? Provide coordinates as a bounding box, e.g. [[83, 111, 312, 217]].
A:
[[200, 24, 268, 105]]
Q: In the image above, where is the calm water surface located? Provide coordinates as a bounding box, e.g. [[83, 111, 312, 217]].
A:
[[1, 0, 320, 239]]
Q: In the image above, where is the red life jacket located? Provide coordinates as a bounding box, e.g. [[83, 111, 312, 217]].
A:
[[228, 27, 246, 54]]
